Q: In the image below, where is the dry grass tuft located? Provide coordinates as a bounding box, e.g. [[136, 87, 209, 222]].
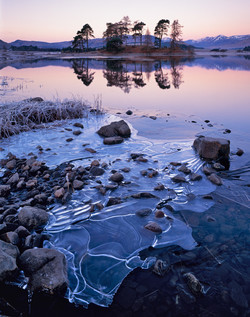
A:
[[0, 98, 91, 138]]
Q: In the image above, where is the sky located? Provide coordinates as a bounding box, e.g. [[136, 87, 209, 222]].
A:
[[1, 0, 250, 43]]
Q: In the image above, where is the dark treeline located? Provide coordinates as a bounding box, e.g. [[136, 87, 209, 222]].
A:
[[10, 45, 61, 52], [72, 16, 185, 52], [72, 58, 185, 92]]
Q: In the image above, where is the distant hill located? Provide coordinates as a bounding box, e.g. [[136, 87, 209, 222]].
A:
[[1, 34, 250, 50]]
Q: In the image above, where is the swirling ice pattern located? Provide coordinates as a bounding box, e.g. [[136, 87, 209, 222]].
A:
[[0, 114, 216, 307]]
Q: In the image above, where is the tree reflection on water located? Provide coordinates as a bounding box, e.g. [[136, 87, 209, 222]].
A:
[[71, 57, 184, 91]]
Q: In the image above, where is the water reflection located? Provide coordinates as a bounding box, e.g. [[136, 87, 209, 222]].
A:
[[73, 58, 184, 92], [72, 59, 95, 86]]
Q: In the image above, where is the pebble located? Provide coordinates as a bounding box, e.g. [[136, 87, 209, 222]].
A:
[[172, 174, 186, 183], [73, 130, 82, 136], [144, 222, 162, 234], [126, 110, 133, 115], [73, 122, 84, 129], [207, 173, 223, 185], [190, 173, 202, 181], [136, 208, 152, 217], [54, 187, 65, 198], [109, 172, 124, 183], [155, 210, 165, 218], [85, 148, 96, 153], [66, 138, 73, 142], [236, 148, 244, 156]]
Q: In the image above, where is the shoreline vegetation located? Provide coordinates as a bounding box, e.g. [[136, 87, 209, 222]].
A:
[[0, 98, 93, 139]]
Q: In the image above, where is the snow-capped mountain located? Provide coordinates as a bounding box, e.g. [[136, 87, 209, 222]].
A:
[[185, 35, 250, 49]]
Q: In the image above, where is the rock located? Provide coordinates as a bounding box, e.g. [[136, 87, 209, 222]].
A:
[[90, 166, 105, 176], [203, 166, 216, 175], [165, 204, 174, 212], [183, 273, 204, 295], [85, 147, 96, 153], [121, 167, 130, 173], [73, 180, 84, 190], [103, 136, 124, 145], [135, 208, 152, 217], [66, 138, 73, 142], [213, 162, 225, 171], [15, 226, 30, 238], [109, 172, 124, 183], [178, 164, 191, 174], [0, 240, 19, 282], [6, 159, 17, 170], [190, 173, 202, 181], [172, 174, 186, 183], [144, 222, 162, 234], [0, 185, 11, 197], [18, 206, 49, 230], [193, 136, 230, 160], [54, 187, 65, 198], [27, 97, 44, 102], [7, 173, 19, 186], [140, 170, 148, 176], [126, 110, 133, 115], [132, 192, 157, 199], [107, 197, 122, 206], [170, 162, 181, 166], [155, 210, 165, 218], [91, 160, 100, 167], [73, 122, 84, 129], [26, 179, 38, 189], [137, 156, 148, 163], [208, 173, 223, 185], [149, 116, 157, 120], [73, 130, 82, 136], [97, 120, 131, 138], [154, 184, 165, 191], [17, 179, 25, 189], [0, 232, 19, 245], [153, 259, 169, 276], [18, 248, 68, 295], [34, 193, 48, 205], [236, 148, 244, 156]]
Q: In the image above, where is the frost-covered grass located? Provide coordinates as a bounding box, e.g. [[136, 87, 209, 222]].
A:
[[0, 98, 91, 138]]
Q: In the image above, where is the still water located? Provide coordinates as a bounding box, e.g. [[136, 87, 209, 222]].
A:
[[1, 55, 250, 135], [0, 55, 250, 315]]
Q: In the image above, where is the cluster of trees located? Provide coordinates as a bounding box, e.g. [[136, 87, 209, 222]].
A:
[[72, 17, 183, 52], [10, 45, 60, 52]]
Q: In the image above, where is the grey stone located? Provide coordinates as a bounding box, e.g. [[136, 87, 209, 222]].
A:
[[6, 159, 17, 170], [207, 173, 223, 185], [18, 248, 68, 295], [18, 206, 49, 230], [144, 222, 162, 234], [73, 180, 84, 190], [97, 120, 131, 138], [190, 173, 202, 181], [54, 187, 65, 198], [0, 240, 19, 282], [172, 174, 186, 183], [90, 166, 105, 176], [7, 173, 19, 186], [109, 172, 124, 183], [136, 208, 152, 217], [0, 185, 11, 197], [0, 231, 19, 245], [103, 136, 124, 145], [193, 136, 230, 160], [73, 122, 84, 128], [178, 164, 191, 174]]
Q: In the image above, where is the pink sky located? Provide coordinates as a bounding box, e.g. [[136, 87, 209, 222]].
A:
[[1, 0, 250, 42]]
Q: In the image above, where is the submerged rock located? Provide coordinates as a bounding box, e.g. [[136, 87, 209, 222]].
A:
[[97, 120, 131, 138], [109, 172, 124, 183], [193, 136, 230, 160], [207, 173, 223, 186], [18, 248, 68, 295], [136, 208, 152, 217], [144, 222, 162, 234], [183, 272, 204, 296]]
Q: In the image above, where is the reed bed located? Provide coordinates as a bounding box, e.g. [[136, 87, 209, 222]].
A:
[[0, 98, 90, 138]]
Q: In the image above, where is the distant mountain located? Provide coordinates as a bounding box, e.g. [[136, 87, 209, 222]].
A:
[[1, 34, 249, 50], [185, 35, 250, 49]]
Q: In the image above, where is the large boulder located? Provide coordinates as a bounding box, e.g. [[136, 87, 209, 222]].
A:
[[18, 206, 49, 230], [18, 248, 68, 295], [0, 240, 19, 282], [97, 120, 131, 138], [193, 136, 230, 160]]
